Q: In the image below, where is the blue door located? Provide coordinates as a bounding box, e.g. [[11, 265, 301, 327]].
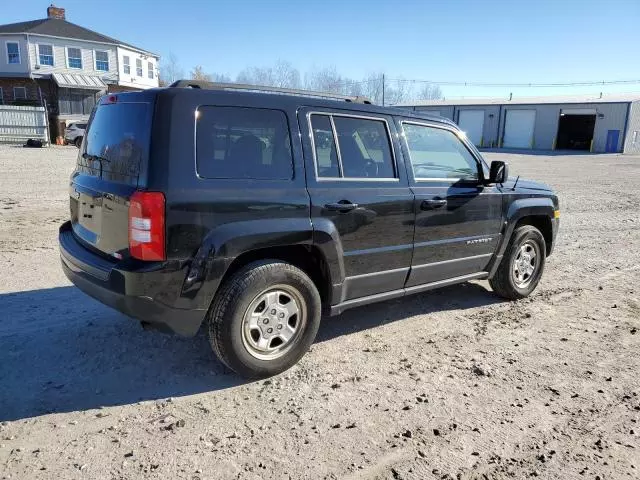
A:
[[606, 130, 620, 153]]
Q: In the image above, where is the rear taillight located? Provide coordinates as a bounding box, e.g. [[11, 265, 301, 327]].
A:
[[128, 191, 165, 261]]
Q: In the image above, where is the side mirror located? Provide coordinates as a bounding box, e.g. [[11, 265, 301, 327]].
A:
[[488, 160, 509, 184]]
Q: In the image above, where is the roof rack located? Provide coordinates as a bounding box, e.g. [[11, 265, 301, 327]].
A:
[[168, 80, 373, 104]]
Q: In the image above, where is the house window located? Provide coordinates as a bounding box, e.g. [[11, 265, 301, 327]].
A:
[[58, 88, 96, 115], [123, 55, 130, 74], [0, 87, 4, 105], [147, 61, 154, 79], [66, 47, 82, 69], [136, 58, 143, 77], [7, 42, 20, 64], [14, 87, 27, 100], [95, 50, 109, 71], [38, 44, 54, 66]]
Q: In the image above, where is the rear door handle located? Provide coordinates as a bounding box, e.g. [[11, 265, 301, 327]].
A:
[[421, 198, 447, 210], [325, 201, 359, 212]]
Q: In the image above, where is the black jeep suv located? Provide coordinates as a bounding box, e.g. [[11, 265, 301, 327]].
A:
[[59, 81, 559, 378]]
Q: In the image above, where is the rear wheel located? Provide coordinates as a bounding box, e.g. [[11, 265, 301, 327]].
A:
[[489, 225, 546, 300], [74, 136, 82, 148], [207, 260, 321, 378]]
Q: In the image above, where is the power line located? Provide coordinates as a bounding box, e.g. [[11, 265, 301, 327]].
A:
[[329, 76, 640, 89]]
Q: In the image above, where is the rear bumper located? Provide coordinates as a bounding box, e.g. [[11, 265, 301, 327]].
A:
[[59, 222, 206, 336]]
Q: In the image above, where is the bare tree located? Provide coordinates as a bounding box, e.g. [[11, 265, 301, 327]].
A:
[[190, 65, 212, 81], [159, 53, 184, 85], [236, 67, 272, 86], [416, 83, 443, 100], [272, 60, 301, 88], [211, 73, 232, 83], [385, 78, 414, 105], [237, 60, 301, 88], [360, 73, 384, 103], [170, 58, 442, 104], [304, 67, 345, 94]]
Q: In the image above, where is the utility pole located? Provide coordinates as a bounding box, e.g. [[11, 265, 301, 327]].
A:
[[382, 74, 385, 106]]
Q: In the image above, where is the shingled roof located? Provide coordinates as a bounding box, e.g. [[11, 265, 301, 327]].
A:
[[0, 17, 156, 56]]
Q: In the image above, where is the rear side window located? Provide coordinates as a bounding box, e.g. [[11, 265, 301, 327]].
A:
[[196, 107, 293, 180], [310, 114, 395, 179], [78, 102, 151, 185], [310, 115, 339, 177]]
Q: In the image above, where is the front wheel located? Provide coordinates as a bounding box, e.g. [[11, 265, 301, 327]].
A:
[[489, 225, 546, 300], [207, 260, 321, 378], [74, 137, 82, 148]]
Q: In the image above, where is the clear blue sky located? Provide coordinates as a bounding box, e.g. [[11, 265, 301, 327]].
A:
[[7, 0, 640, 98]]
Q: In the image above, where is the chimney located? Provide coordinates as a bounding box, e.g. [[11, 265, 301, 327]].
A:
[[47, 4, 66, 20]]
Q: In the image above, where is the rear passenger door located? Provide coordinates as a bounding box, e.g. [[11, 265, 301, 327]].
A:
[[299, 108, 415, 302]]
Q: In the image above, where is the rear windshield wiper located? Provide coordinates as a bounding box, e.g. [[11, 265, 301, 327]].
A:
[[82, 153, 111, 176]]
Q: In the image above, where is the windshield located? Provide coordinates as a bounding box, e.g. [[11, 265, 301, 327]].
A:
[[77, 102, 151, 185]]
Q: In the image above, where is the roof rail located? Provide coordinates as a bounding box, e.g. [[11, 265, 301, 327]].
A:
[[168, 80, 373, 104]]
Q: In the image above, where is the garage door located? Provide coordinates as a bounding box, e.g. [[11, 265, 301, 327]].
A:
[[458, 110, 485, 146], [503, 110, 536, 148]]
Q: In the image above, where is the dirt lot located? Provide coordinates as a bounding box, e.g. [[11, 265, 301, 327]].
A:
[[0, 145, 639, 480]]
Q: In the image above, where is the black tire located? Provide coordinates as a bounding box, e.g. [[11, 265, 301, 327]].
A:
[[207, 260, 321, 378], [74, 137, 82, 148], [489, 225, 546, 300]]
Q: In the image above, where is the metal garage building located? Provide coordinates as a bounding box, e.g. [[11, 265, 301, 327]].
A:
[[399, 93, 640, 154]]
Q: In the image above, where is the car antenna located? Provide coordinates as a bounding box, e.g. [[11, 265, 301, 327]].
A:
[[512, 175, 520, 191]]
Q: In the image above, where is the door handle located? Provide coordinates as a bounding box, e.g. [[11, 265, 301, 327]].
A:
[[324, 201, 359, 212], [421, 198, 447, 210]]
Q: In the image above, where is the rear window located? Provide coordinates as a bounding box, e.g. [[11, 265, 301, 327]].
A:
[[196, 106, 293, 180], [77, 102, 151, 185]]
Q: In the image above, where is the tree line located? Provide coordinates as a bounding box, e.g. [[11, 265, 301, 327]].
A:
[[159, 55, 442, 104]]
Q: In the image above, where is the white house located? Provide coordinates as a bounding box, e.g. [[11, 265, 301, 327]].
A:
[[0, 5, 159, 139]]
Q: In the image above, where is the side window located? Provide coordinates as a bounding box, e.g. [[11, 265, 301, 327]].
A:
[[310, 115, 340, 177], [403, 123, 479, 181], [333, 116, 395, 178], [310, 114, 396, 179], [196, 106, 293, 180]]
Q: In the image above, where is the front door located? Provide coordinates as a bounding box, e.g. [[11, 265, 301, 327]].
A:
[[299, 108, 415, 301], [397, 119, 503, 287]]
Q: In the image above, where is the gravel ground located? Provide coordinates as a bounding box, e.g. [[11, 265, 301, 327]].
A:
[[0, 145, 639, 480]]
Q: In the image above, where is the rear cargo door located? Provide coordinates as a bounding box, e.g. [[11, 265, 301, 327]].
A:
[[70, 98, 152, 259]]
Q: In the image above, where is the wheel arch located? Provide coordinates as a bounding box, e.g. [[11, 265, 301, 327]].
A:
[[487, 198, 555, 278], [514, 214, 553, 256], [219, 244, 334, 309]]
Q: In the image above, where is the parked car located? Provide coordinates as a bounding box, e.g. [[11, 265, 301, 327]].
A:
[[64, 122, 86, 147], [59, 82, 559, 378]]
